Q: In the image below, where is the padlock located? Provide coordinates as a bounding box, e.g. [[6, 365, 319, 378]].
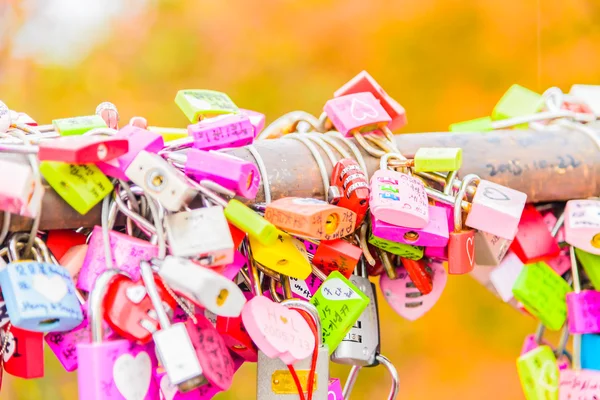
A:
[[216, 291, 258, 362], [175, 89, 239, 123], [510, 204, 561, 264], [248, 231, 312, 279], [323, 92, 392, 137], [368, 227, 424, 260], [311, 239, 362, 279], [76, 270, 160, 399], [140, 260, 206, 392], [464, 178, 527, 240], [448, 174, 477, 275], [334, 70, 407, 130], [574, 247, 600, 290], [512, 261, 572, 330], [474, 231, 512, 267], [341, 353, 399, 400], [566, 247, 600, 334], [103, 270, 177, 344], [328, 158, 370, 228], [256, 300, 329, 400], [126, 150, 197, 212], [489, 252, 524, 303], [582, 334, 600, 371], [39, 161, 113, 215], [0, 236, 83, 332], [331, 260, 380, 366], [559, 368, 600, 400], [59, 243, 88, 281], [223, 199, 279, 246], [272, 274, 323, 302], [380, 258, 447, 321], [174, 148, 260, 199], [492, 84, 544, 123], [37, 135, 129, 164], [371, 204, 449, 248], [0, 154, 45, 217], [240, 108, 266, 135], [153, 256, 246, 317], [309, 271, 369, 354], [188, 113, 255, 151], [564, 199, 600, 255], [410, 147, 463, 172], [2, 325, 44, 378], [77, 225, 159, 292], [165, 206, 234, 265], [45, 229, 87, 261], [52, 114, 108, 136], [265, 197, 357, 241], [517, 345, 559, 400], [398, 258, 433, 295], [369, 153, 429, 228], [96, 101, 119, 130]]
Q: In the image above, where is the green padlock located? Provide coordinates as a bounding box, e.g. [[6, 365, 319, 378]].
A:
[[449, 116, 493, 132], [39, 162, 113, 215], [413, 147, 462, 172], [224, 199, 279, 246], [52, 115, 108, 136], [516, 345, 559, 400], [574, 247, 600, 289], [175, 89, 239, 123], [309, 271, 369, 354], [512, 261, 572, 330], [368, 229, 424, 260], [492, 84, 544, 126]]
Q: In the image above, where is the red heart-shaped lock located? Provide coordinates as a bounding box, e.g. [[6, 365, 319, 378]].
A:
[[103, 273, 177, 344]]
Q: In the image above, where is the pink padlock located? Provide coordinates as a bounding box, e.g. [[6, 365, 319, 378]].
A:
[[188, 113, 254, 151], [77, 226, 159, 292], [369, 154, 429, 229], [559, 368, 600, 399], [274, 275, 323, 301], [566, 290, 600, 334], [174, 148, 260, 199], [542, 210, 566, 243], [334, 70, 407, 131], [59, 243, 89, 282], [564, 199, 600, 255], [465, 178, 527, 240], [424, 245, 448, 261], [219, 251, 248, 281], [97, 125, 165, 181], [328, 378, 345, 400], [323, 92, 392, 137], [371, 205, 448, 247], [77, 270, 160, 400], [0, 155, 44, 218], [239, 109, 266, 136]]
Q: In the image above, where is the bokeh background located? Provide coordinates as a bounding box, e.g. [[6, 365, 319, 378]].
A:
[[1, 0, 599, 398]]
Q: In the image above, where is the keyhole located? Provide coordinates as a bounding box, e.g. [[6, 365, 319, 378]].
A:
[[277, 259, 288, 266], [39, 318, 60, 328], [216, 288, 229, 307], [96, 144, 108, 160], [153, 175, 164, 187], [403, 231, 419, 242], [246, 170, 254, 189], [325, 213, 340, 234], [592, 233, 600, 249]]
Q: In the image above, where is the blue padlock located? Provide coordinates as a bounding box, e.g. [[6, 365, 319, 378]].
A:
[[582, 334, 600, 371], [0, 235, 83, 332]]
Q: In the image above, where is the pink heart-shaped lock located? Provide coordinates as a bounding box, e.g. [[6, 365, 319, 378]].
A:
[[241, 296, 315, 365], [380, 260, 447, 321]]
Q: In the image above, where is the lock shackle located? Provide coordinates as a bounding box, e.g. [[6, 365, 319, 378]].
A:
[[111, 183, 157, 236], [268, 277, 283, 303], [379, 152, 408, 171], [140, 260, 171, 329], [453, 174, 480, 232], [90, 269, 128, 343], [343, 354, 400, 400], [281, 299, 323, 347], [8, 233, 51, 263], [570, 245, 582, 293]]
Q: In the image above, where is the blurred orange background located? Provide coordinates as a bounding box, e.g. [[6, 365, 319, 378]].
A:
[[1, 0, 599, 398]]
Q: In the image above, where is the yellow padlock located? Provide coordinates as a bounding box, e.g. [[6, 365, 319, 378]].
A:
[[248, 231, 311, 279]]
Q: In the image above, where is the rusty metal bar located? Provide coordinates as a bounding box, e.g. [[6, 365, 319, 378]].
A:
[[3, 128, 599, 231]]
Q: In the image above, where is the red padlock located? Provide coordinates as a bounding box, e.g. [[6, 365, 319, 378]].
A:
[[510, 204, 561, 264], [38, 136, 129, 164], [46, 229, 88, 261], [447, 175, 477, 275], [103, 273, 177, 344], [329, 158, 370, 228], [216, 313, 258, 362], [2, 326, 44, 378], [312, 239, 363, 279], [400, 258, 433, 295]]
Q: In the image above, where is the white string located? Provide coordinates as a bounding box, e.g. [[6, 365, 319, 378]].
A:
[[325, 131, 368, 174], [304, 133, 338, 165], [286, 134, 331, 201]]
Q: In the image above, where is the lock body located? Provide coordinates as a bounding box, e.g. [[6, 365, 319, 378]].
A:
[[240, 108, 265, 135], [564, 199, 600, 255], [371, 205, 449, 247], [329, 158, 369, 227], [516, 345, 559, 400], [574, 247, 600, 289], [0, 156, 44, 217], [492, 84, 543, 122], [248, 232, 312, 279], [474, 231, 512, 266], [510, 205, 561, 264], [216, 312, 259, 362], [447, 229, 476, 274], [324, 92, 391, 136], [488, 252, 524, 303], [559, 368, 600, 400], [413, 147, 462, 172], [59, 243, 88, 281], [2, 326, 44, 378], [46, 229, 87, 262], [175, 89, 238, 123], [369, 169, 429, 228], [188, 113, 254, 151], [566, 290, 600, 334], [312, 240, 362, 279], [368, 229, 424, 260], [224, 199, 279, 246], [582, 334, 600, 371], [38, 136, 129, 164], [52, 115, 107, 136]]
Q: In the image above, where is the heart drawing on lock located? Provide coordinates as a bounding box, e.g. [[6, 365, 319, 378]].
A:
[[482, 186, 510, 201], [241, 295, 315, 365], [350, 97, 378, 121], [159, 374, 179, 400], [380, 261, 448, 321], [466, 237, 475, 267], [113, 351, 152, 400], [32, 274, 68, 303], [126, 285, 147, 304]]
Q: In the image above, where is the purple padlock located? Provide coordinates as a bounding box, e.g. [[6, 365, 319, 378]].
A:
[[97, 125, 164, 181], [567, 290, 600, 334], [77, 226, 159, 292], [371, 205, 449, 247], [239, 109, 266, 136], [328, 378, 345, 400], [188, 113, 254, 151], [76, 270, 160, 400], [221, 251, 247, 281], [183, 149, 260, 199]]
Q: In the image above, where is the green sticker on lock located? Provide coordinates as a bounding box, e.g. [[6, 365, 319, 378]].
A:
[[52, 115, 108, 136], [40, 162, 113, 215], [492, 84, 544, 126], [512, 261, 572, 331], [310, 271, 369, 354], [175, 89, 239, 123], [449, 116, 493, 132], [575, 248, 600, 290], [368, 230, 423, 260], [224, 199, 278, 246], [414, 147, 462, 172], [516, 346, 559, 400]]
